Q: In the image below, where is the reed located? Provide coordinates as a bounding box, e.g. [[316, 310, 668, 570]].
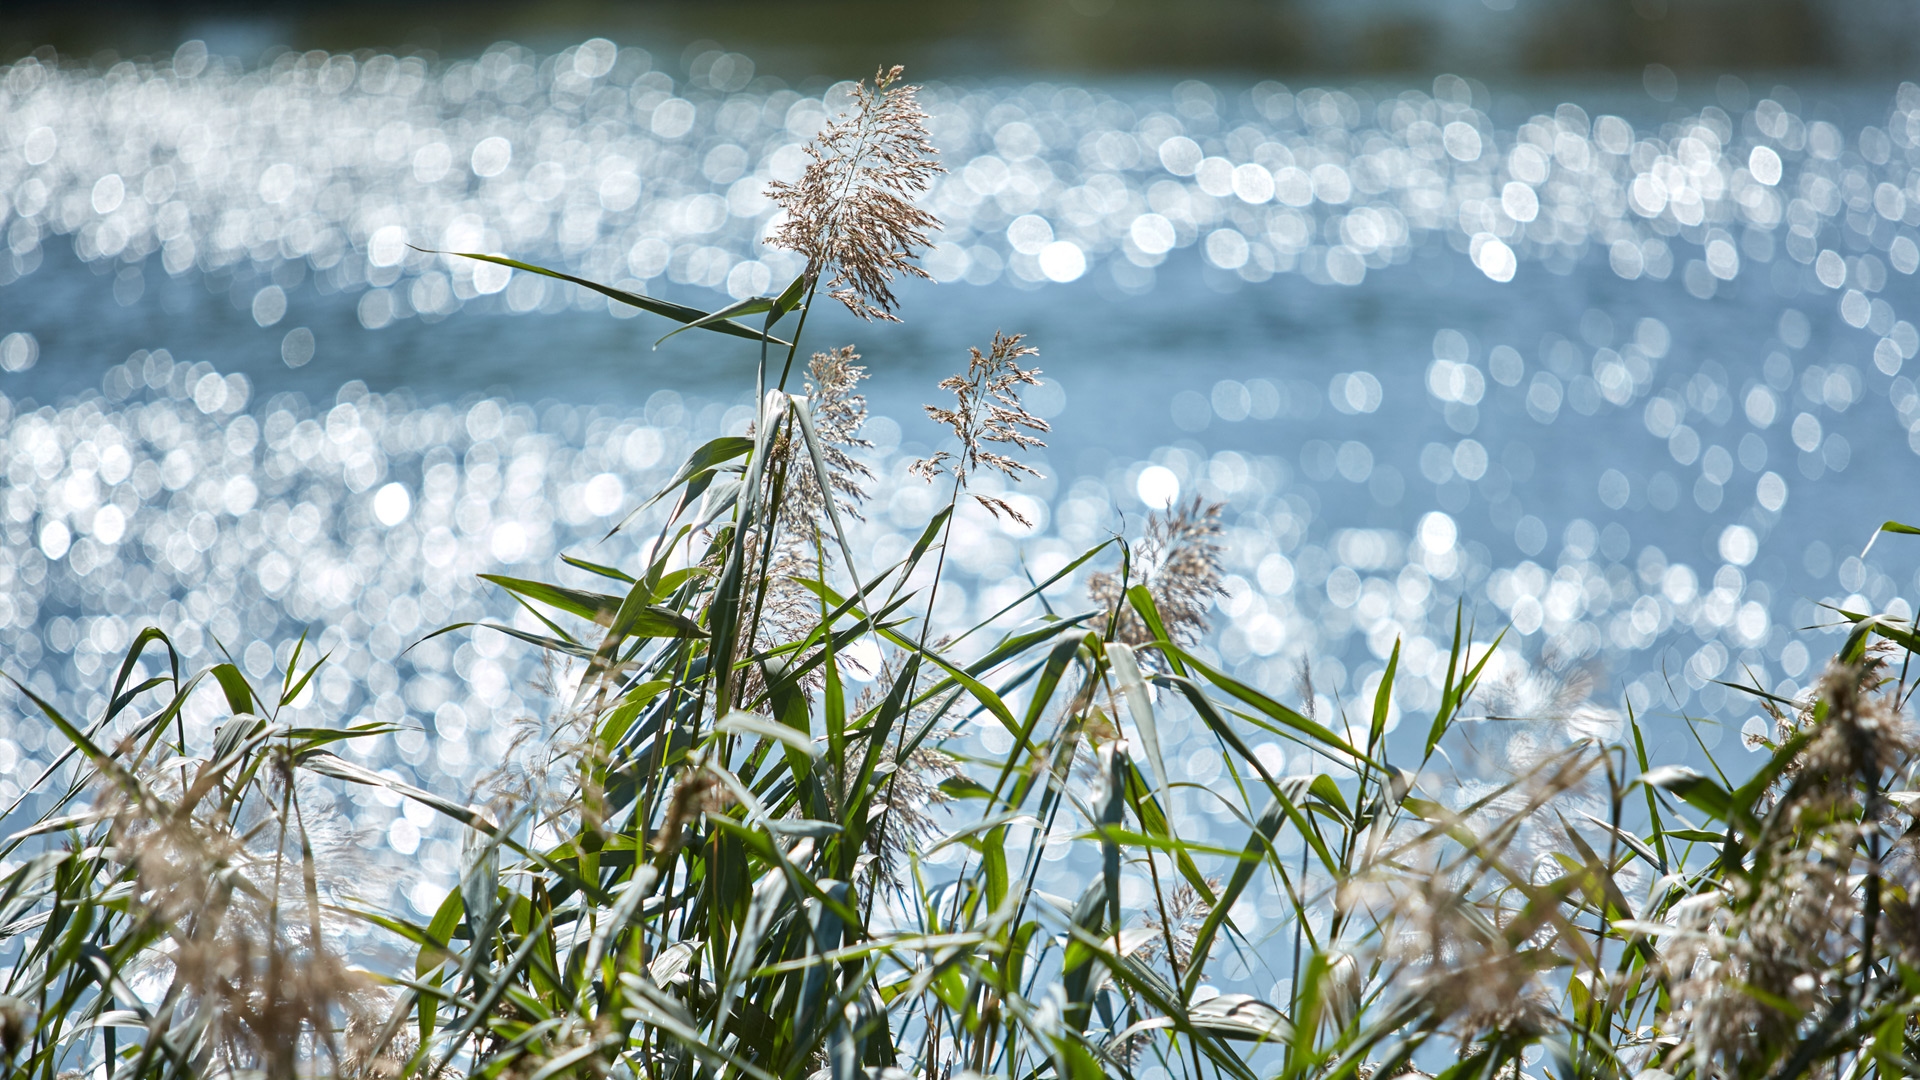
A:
[[4, 63, 1920, 1080]]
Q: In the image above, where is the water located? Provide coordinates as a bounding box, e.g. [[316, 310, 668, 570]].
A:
[[4, 42, 1920, 920]]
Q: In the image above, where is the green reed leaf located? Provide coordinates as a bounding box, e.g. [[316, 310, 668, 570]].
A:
[[417, 620, 598, 660], [278, 648, 328, 709], [653, 295, 776, 348], [1160, 644, 1375, 768], [208, 662, 255, 716], [1124, 584, 1187, 676], [1663, 828, 1728, 844], [478, 574, 625, 626], [716, 711, 820, 758], [1190, 993, 1294, 1043], [1861, 519, 1920, 558], [433, 250, 790, 344], [298, 751, 498, 834], [1078, 826, 1259, 861], [1368, 637, 1400, 758], [1183, 797, 1287, 1001], [559, 553, 636, 584], [618, 434, 753, 523], [1108, 642, 1167, 793], [1641, 766, 1743, 830], [1428, 604, 1467, 760], [770, 272, 808, 322]]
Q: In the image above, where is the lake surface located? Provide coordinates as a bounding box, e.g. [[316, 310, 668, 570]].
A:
[[2, 42, 1919, 921]]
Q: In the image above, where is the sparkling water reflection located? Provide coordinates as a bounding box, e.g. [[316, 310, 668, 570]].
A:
[[7, 43, 1920, 308], [3, 43, 1920, 919]]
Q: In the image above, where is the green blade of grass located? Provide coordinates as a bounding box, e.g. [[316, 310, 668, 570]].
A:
[[431, 249, 789, 345]]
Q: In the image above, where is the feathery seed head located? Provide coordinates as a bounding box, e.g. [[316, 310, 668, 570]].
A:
[[735, 346, 875, 705], [912, 331, 1049, 524], [1295, 658, 1319, 721], [1140, 880, 1220, 971], [781, 345, 876, 530], [1651, 654, 1920, 1076], [1364, 848, 1562, 1046], [861, 741, 962, 885], [1475, 664, 1623, 765], [767, 65, 942, 322], [1800, 655, 1911, 786], [340, 997, 419, 1079], [845, 655, 965, 888], [1089, 497, 1225, 649], [101, 758, 372, 1079]]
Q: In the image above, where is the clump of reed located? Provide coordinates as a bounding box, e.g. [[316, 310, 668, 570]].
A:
[[4, 63, 1920, 1080]]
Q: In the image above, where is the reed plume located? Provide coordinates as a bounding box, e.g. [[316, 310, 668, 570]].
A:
[[768, 65, 942, 321], [911, 330, 1049, 524], [780, 344, 876, 531], [1140, 879, 1218, 971], [1089, 496, 1225, 647], [1652, 654, 1912, 1078], [106, 757, 369, 1079]]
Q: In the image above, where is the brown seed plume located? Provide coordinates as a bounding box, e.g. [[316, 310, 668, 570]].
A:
[[767, 65, 942, 321], [911, 331, 1049, 524], [1089, 497, 1225, 648], [780, 344, 876, 531]]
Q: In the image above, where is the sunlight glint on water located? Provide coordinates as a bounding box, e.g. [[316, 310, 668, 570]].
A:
[[4, 42, 1920, 914]]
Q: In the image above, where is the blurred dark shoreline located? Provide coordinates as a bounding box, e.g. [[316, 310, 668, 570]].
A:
[[6, 0, 1918, 79]]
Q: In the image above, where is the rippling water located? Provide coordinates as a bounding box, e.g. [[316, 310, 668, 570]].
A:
[[3, 40, 1920, 918]]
